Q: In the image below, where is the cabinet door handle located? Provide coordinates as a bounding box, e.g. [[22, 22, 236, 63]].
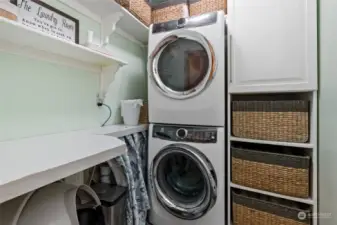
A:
[[228, 34, 233, 83]]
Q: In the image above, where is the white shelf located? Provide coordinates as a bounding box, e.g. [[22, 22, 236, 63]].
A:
[[0, 131, 126, 204], [230, 136, 314, 148], [228, 93, 318, 225], [230, 183, 314, 205], [77, 0, 149, 44], [0, 17, 127, 71]]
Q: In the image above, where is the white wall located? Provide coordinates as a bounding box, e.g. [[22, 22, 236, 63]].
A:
[[319, 0, 337, 224], [0, 0, 147, 141]]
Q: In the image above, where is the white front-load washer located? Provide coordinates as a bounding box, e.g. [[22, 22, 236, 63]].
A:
[[147, 11, 226, 126], [148, 124, 226, 225]]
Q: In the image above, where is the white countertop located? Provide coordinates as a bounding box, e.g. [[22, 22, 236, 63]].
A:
[[86, 124, 148, 137], [0, 124, 148, 204]]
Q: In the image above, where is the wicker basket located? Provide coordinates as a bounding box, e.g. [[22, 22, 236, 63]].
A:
[[189, 0, 226, 16], [232, 191, 311, 225], [231, 100, 310, 143], [116, 0, 151, 26], [139, 103, 148, 124], [152, 3, 189, 24], [231, 147, 310, 198], [0, 2, 17, 21]]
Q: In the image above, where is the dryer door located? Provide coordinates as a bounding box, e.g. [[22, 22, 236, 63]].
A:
[[148, 30, 216, 99], [150, 144, 217, 220]]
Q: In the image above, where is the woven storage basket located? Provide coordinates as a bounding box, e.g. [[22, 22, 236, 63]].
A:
[[0, 2, 17, 21], [232, 191, 311, 225], [231, 100, 310, 143], [0, 8, 16, 20], [189, 0, 226, 16], [116, 0, 151, 26], [152, 3, 189, 24], [231, 147, 310, 198], [139, 102, 148, 124]]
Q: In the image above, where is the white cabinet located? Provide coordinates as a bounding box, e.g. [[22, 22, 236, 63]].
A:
[[227, 0, 317, 93]]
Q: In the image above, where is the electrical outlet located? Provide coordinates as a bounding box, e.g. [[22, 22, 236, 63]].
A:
[[97, 93, 104, 106]]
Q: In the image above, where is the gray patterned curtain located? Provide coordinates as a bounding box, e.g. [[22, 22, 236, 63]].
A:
[[116, 131, 150, 225]]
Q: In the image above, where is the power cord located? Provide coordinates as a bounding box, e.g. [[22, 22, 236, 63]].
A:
[[99, 103, 112, 127]]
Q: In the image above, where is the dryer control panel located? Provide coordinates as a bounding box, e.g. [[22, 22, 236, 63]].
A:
[[152, 11, 218, 34], [153, 125, 217, 143]]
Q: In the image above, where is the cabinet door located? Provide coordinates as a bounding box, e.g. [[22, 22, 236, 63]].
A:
[[228, 0, 317, 93]]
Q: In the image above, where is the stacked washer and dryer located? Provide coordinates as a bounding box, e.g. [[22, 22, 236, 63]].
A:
[[147, 11, 227, 225]]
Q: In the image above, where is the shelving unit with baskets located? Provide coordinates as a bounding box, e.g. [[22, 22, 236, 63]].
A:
[[227, 92, 318, 225]]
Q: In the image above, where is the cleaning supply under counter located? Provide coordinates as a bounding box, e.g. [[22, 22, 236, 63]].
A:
[[91, 183, 127, 225]]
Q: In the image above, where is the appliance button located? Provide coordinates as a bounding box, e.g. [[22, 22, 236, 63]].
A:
[[177, 18, 186, 27], [176, 128, 188, 139]]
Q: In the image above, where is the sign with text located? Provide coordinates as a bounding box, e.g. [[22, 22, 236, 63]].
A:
[[13, 0, 79, 43]]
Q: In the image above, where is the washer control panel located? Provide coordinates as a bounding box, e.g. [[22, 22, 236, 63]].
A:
[[153, 125, 217, 143]]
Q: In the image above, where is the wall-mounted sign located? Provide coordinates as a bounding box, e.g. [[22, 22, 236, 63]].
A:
[[11, 0, 79, 43]]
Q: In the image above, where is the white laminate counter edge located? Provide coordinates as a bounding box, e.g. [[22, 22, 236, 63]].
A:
[[88, 124, 148, 137], [0, 124, 148, 204]]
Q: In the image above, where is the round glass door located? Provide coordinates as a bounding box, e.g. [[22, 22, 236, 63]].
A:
[[150, 144, 217, 220], [148, 31, 216, 99]]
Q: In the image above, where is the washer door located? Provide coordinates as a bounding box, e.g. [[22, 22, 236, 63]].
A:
[[150, 144, 217, 220], [148, 31, 216, 99]]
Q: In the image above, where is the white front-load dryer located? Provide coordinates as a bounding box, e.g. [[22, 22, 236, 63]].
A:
[[147, 11, 226, 126], [148, 124, 225, 225]]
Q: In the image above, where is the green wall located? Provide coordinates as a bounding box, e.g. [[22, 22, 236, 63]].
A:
[[0, 1, 147, 141], [319, 0, 337, 224]]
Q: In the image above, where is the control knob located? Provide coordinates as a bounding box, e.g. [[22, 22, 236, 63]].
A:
[[176, 128, 188, 139]]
